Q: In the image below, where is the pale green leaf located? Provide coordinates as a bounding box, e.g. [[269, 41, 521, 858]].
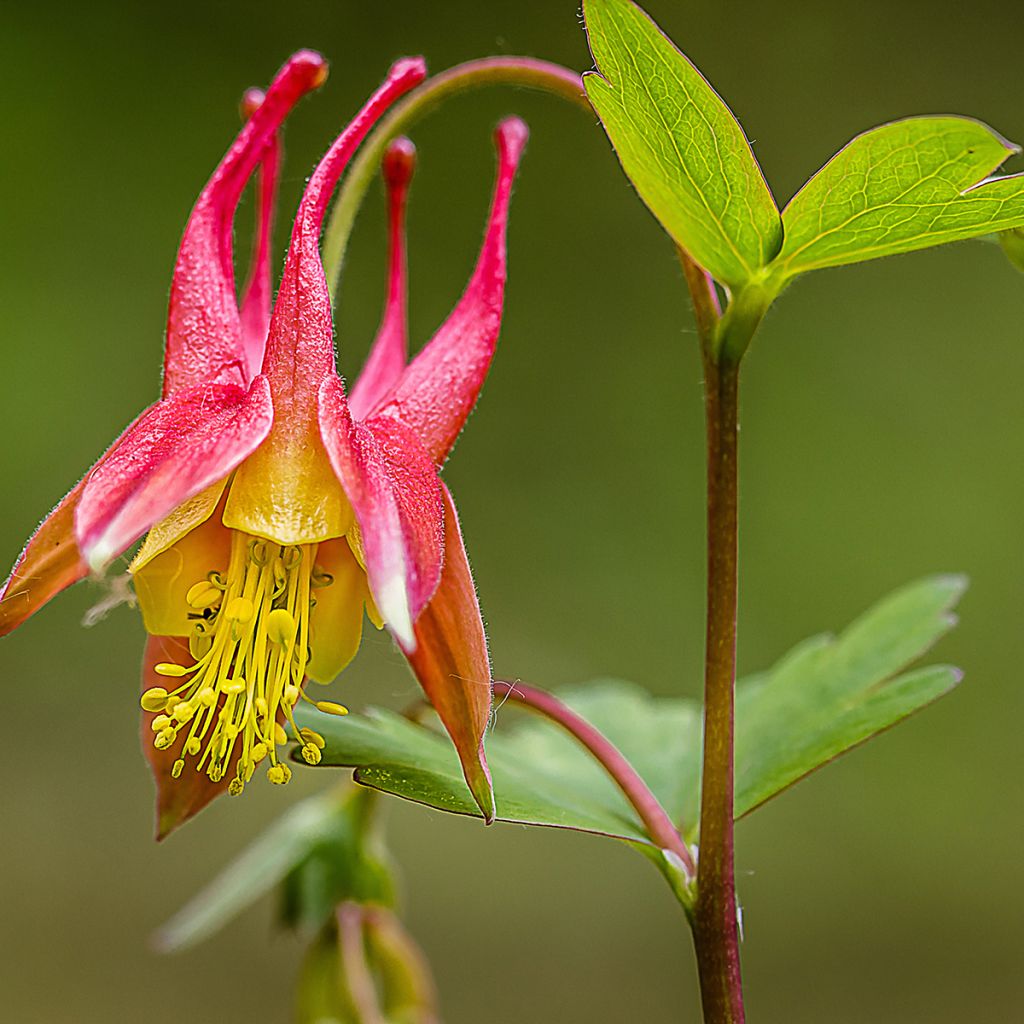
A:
[[583, 0, 781, 288], [773, 117, 1024, 278], [305, 576, 965, 846]]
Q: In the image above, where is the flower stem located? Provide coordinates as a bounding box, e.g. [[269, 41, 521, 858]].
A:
[[679, 248, 747, 1024], [492, 679, 695, 878], [322, 57, 588, 296]]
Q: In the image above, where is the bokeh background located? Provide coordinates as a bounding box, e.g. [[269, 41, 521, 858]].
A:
[[2, 1, 1022, 1021]]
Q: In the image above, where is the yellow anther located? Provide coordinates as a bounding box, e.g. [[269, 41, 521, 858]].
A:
[[188, 631, 213, 660], [154, 727, 176, 750], [228, 778, 244, 796], [255, 697, 268, 717], [225, 597, 254, 623], [185, 737, 201, 756], [267, 764, 288, 785], [141, 687, 169, 712], [299, 728, 326, 749], [198, 687, 216, 707], [171, 759, 185, 779], [224, 724, 239, 740], [210, 765, 225, 782], [315, 701, 349, 717], [250, 742, 268, 763], [151, 714, 172, 732], [301, 744, 322, 766], [283, 685, 300, 706], [223, 677, 246, 695], [171, 702, 194, 723], [274, 723, 288, 746], [185, 581, 222, 609], [154, 663, 188, 677], [266, 608, 297, 646]]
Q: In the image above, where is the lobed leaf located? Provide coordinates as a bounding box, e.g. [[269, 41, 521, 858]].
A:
[[773, 117, 1024, 278], [306, 576, 965, 846], [583, 0, 781, 289]]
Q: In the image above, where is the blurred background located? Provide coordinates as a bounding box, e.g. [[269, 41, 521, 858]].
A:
[[2, 1, 1022, 1021]]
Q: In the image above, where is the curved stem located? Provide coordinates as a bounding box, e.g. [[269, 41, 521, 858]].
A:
[[493, 679, 695, 877], [322, 57, 588, 295]]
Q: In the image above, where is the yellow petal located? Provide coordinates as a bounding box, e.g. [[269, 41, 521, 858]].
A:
[[223, 426, 352, 545], [130, 478, 228, 572], [132, 510, 232, 636], [306, 537, 369, 683]]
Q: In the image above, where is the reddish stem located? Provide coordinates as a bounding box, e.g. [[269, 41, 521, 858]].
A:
[[493, 679, 695, 877]]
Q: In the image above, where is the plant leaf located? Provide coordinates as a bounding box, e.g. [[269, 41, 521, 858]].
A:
[[154, 787, 393, 952], [305, 576, 965, 847], [583, 0, 781, 289], [773, 116, 1024, 279]]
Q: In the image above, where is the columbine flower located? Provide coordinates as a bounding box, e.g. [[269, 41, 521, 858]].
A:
[[0, 50, 527, 834]]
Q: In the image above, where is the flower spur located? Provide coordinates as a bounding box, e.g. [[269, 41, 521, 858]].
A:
[[0, 50, 528, 834]]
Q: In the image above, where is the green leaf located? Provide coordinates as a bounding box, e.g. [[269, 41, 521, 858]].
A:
[[306, 576, 965, 845], [999, 227, 1024, 272], [772, 117, 1024, 279], [154, 787, 393, 952], [583, 0, 781, 289]]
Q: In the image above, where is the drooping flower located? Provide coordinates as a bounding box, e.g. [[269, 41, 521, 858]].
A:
[[0, 50, 527, 834]]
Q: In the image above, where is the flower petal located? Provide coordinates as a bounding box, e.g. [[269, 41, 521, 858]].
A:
[[373, 118, 528, 465], [238, 87, 283, 381], [306, 536, 371, 683], [261, 58, 426, 394], [163, 51, 327, 397], [0, 477, 88, 636], [230, 60, 426, 545], [141, 634, 228, 839], [132, 497, 232, 637], [406, 484, 494, 822], [318, 376, 443, 651], [349, 137, 416, 420], [76, 378, 273, 570]]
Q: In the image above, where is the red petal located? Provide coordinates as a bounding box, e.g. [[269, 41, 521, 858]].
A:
[[318, 375, 443, 650], [260, 58, 426, 408], [0, 477, 88, 637], [238, 87, 283, 381], [162, 51, 327, 397], [349, 137, 417, 420], [141, 635, 228, 839], [76, 378, 273, 569], [373, 118, 528, 465], [406, 484, 494, 822]]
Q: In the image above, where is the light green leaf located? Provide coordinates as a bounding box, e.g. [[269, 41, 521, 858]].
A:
[[155, 788, 393, 952], [583, 0, 781, 289], [305, 576, 965, 845], [772, 117, 1024, 279]]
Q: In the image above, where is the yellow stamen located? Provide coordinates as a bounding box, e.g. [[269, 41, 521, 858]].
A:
[[140, 687, 169, 712], [143, 531, 337, 789], [315, 700, 349, 716], [154, 663, 188, 678]]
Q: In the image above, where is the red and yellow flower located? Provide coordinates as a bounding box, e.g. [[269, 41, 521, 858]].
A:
[[0, 51, 527, 833]]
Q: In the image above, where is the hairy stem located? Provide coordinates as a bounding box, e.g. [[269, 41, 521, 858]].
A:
[[493, 679, 695, 877], [322, 57, 588, 294]]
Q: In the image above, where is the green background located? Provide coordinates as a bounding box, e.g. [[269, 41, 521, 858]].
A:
[[2, 1, 1022, 1021]]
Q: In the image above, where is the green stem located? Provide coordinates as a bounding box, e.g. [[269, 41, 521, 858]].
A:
[[322, 56, 588, 296], [679, 249, 747, 1023]]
